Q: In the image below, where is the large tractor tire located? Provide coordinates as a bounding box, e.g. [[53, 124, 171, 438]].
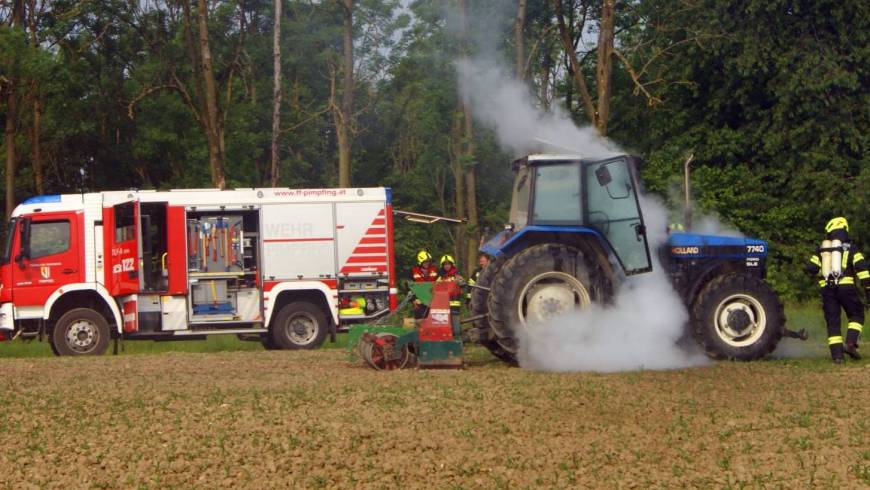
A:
[[470, 256, 517, 365], [487, 243, 614, 362], [691, 273, 784, 360]]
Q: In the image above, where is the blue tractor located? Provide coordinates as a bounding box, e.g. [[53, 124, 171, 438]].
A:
[[471, 154, 786, 363]]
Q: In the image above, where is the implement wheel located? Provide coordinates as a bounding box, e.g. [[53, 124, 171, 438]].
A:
[[361, 333, 413, 370], [691, 273, 784, 360], [487, 243, 613, 363]]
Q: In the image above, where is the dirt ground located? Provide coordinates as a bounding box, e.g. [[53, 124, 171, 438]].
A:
[[0, 348, 868, 489]]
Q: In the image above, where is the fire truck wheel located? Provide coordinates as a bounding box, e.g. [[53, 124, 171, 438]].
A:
[[260, 336, 278, 350], [487, 243, 612, 361], [691, 273, 784, 360], [270, 301, 328, 350], [51, 308, 111, 356]]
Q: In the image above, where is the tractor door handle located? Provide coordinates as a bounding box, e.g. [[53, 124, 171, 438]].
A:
[[62, 268, 77, 275], [634, 224, 646, 241]]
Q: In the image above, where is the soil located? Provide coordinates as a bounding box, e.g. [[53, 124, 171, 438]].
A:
[[0, 349, 867, 488]]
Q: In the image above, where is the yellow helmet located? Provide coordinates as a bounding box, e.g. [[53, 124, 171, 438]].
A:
[[416, 250, 432, 265], [440, 254, 455, 266], [825, 217, 848, 234]]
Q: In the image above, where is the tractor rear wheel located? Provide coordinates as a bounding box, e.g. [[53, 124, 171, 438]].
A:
[[691, 273, 784, 360], [470, 256, 517, 365], [487, 243, 613, 363]]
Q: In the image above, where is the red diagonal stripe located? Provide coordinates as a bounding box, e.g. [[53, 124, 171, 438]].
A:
[[353, 246, 386, 254]]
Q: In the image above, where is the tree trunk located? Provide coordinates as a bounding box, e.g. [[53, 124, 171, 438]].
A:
[[196, 0, 226, 189], [540, 47, 551, 109], [4, 0, 24, 218], [4, 91, 16, 218], [31, 98, 43, 194], [450, 111, 465, 267], [28, 1, 43, 195], [514, 0, 527, 80], [595, 0, 615, 136], [336, 0, 354, 188], [457, 0, 477, 275], [553, 0, 595, 126], [270, 0, 283, 187]]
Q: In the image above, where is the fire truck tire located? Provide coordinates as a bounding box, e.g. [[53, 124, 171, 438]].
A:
[[260, 336, 278, 350], [50, 308, 110, 356], [487, 243, 612, 361], [270, 301, 328, 350], [691, 273, 784, 360], [469, 256, 517, 365]]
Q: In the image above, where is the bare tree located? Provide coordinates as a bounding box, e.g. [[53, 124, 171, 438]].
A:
[[594, 0, 615, 135], [514, 0, 527, 79], [27, 0, 43, 194], [456, 0, 478, 276], [4, 0, 24, 217], [197, 0, 226, 189], [332, 0, 354, 188], [269, 0, 283, 187]]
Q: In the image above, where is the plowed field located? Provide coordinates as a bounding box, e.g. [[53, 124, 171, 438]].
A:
[[1, 348, 868, 489]]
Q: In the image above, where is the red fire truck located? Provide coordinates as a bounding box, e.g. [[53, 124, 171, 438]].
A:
[[0, 187, 398, 355]]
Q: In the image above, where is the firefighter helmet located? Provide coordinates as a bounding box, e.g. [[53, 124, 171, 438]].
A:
[[416, 250, 433, 265], [825, 217, 849, 234], [440, 254, 455, 266]]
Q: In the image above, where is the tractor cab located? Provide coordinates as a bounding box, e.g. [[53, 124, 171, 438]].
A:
[[484, 154, 652, 276]]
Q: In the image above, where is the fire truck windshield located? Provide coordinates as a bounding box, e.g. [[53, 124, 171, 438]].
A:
[[1, 218, 15, 264]]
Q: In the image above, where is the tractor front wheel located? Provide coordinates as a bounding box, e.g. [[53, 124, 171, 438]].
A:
[[487, 243, 613, 363], [691, 273, 784, 360]]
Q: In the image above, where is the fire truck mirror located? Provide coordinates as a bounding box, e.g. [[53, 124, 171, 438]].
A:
[[15, 218, 31, 268]]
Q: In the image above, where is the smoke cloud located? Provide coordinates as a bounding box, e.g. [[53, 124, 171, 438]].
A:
[[457, 57, 709, 372], [516, 195, 710, 372], [456, 58, 620, 158]]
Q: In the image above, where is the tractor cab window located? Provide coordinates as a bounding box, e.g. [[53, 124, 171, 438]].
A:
[[509, 165, 531, 228], [585, 158, 651, 274], [1, 218, 15, 264], [531, 163, 582, 225], [30, 220, 70, 259]]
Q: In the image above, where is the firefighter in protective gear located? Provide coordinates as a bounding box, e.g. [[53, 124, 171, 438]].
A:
[[806, 217, 870, 362], [339, 296, 367, 316], [411, 250, 439, 282], [437, 255, 463, 310], [411, 250, 438, 320], [466, 253, 489, 304]]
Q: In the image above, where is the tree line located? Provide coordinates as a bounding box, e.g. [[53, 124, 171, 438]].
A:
[[1, 0, 867, 298]]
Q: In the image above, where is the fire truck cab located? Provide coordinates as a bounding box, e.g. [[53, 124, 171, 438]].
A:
[[0, 187, 397, 355]]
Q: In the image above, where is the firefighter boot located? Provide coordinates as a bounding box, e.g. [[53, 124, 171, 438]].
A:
[[844, 342, 861, 360], [829, 340, 844, 364], [845, 328, 861, 360]]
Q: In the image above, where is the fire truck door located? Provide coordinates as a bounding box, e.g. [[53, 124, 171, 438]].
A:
[[105, 200, 142, 296], [11, 212, 83, 306]]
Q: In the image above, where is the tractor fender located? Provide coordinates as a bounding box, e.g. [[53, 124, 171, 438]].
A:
[[482, 226, 624, 279]]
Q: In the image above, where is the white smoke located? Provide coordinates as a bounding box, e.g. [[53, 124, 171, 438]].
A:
[[457, 58, 709, 372], [516, 195, 710, 372], [456, 58, 620, 158]]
